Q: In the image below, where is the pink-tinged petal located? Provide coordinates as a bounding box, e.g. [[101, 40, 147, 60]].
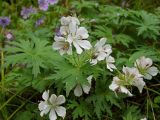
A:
[[76, 40, 92, 50], [60, 16, 70, 25], [97, 52, 107, 61], [74, 85, 83, 97], [49, 109, 57, 120], [54, 36, 65, 42], [49, 94, 57, 104], [144, 73, 152, 80], [60, 26, 68, 36], [133, 78, 145, 93], [73, 41, 83, 54], [42, 90, 49, 101], [76, 27, 89, 39], [147, 66, 158, 76], [95, 38, 106, 49], [69, 21, 78, 36], [52, 41, 64, 50], [56, 95, 66, 105], [120, 86, 133, 96], [109, 80, 119, 91], [55, 106, 66, 119]]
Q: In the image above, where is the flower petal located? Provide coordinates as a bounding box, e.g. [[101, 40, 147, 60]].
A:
[[97, 52, 107, 61], [120, 86, 133, 96], [42, 90, 49, 101], [76, 40, 92, 50], [76, 27, 89, 39], [144, 73, 152, 80], [55, 106, 66, 119], [56, 95, 66, 105], [38, 101, 50, 117], [133, 78, 145, 93], [74, 85, 83, 97], [73, 41, 83, 54], [49, 94, 57, 105], [82, 84, 91, 94], [147, 66, 158, 76], [49, 109, 57, 120], [95, 38, 106, 49]]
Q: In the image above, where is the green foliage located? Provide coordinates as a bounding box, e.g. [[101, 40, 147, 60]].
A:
[[68, 100, 92, 120], [122, 106, 142, 120], [1, 0, 160, 120], [5, 39, 55, 77]]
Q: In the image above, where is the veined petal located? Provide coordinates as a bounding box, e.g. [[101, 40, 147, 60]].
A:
[[76, 27, 89, 39], [109, 80, 119, 91], [39, 101, 50, 117], [82, 84, 91, 94], [56, 95, 66, 105], [73, 41, 83, 54], [120, 86, 133, 96], [76, 40, 92, 50], [54, 36, 65, 42], [95, 38, 106, 49], [42, 90, 49, 101], [147, 66, 158, 76], [49, 94, 57, 105], [52, 41, 64, 50], [133, 78, 145, 93], [55, 106, 66, 119], [49, 109, 57, 120], [97, 52, 107, 61], [144, 73, 152, 80], [74, 84, 83, 97]]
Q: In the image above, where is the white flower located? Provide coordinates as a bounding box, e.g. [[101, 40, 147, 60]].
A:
[[106, 55, 116, 72], [90, 38, 112, 65], [109, 67, 145, 96], [38, 90, 66, 120], [60, 16, 80, 36], [135, 56, 159, 80], [52, 36, 72, 55], [109, 76, 133, 96], [54, 16, 92, 55], [74, 75, 92, 97], [67, 26, 92, 54], [122, 67, 145, 93]]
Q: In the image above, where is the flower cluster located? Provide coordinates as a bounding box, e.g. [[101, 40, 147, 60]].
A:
[[0, 17, 10, 28], [20, 6, 37, 19], [109, 56, 159, 96], [38, 0, 58, 11], [52, 16, 92, 55], [90, 38, 116, 72], [38, 90, 66, 120]]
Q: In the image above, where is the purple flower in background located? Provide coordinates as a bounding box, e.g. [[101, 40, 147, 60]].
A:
[[55, 27, 62, 37], [21, 6, 37, 19], [35, 17, 45, 27], [0, 17, 10, 28], [38, 0, 49, 11], [48, 0, 58, 5], [5, 32, 14, 40]]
